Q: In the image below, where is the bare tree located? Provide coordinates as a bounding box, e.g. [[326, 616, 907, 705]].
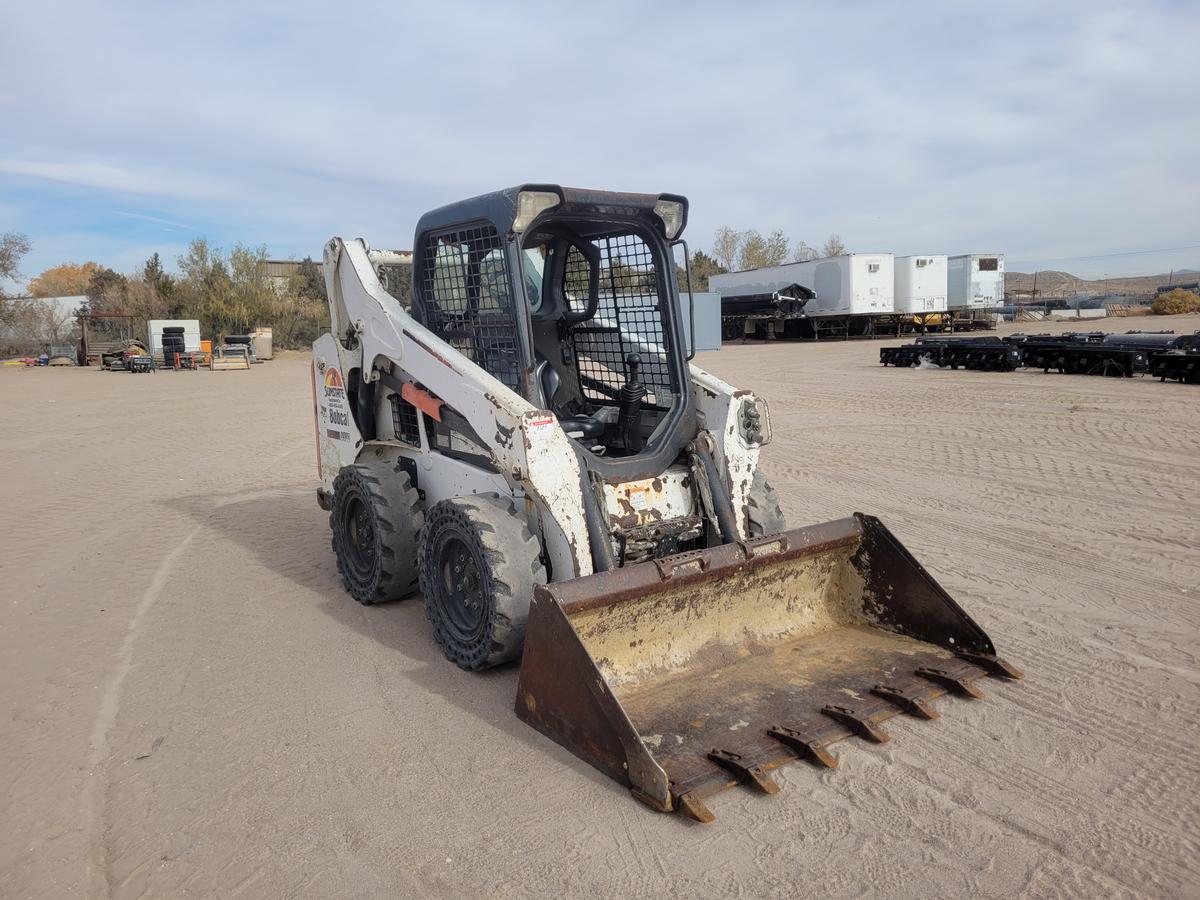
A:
[[0, 297, 77, 355], [712, 226, 742, 272], [0, 233, 33, 338], [792, 241, 819, 263], [39, 299, 77, 346], [1, 232, 33, 295], [822, 235, 848, 257]]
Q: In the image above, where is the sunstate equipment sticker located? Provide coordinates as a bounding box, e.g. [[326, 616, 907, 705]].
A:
[[319, 367, 353, 434]]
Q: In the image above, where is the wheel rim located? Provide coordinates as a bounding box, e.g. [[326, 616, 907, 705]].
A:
[[435, 531, 488, 643], [342, 495, 377, 578]]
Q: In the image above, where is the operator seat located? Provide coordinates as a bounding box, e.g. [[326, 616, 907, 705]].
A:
[[536, 357, 605, 439]]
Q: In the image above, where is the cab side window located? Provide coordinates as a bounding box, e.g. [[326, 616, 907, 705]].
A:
[[418, 225, 521, 391]]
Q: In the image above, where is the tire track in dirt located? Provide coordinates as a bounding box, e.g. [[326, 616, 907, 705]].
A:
[[82, 523, 204, 896]]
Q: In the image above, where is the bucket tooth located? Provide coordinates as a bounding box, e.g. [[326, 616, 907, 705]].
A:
[[821, 705, 891, 743], [674, 790, 716, 824], [916, 666, 985, 699], [871, 683, 940, 720], [956, 651, 1024, 680], [707, 749, 780, 794], [767, 725, 839, 769]]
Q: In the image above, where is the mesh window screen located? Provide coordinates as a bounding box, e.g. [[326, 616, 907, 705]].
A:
[[565, 233, 672, 408], [420, 225, 521, 391], [389, 393, 420, 446]]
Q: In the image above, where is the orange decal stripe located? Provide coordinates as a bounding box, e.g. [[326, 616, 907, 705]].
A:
[[401, 382, 444, 422]]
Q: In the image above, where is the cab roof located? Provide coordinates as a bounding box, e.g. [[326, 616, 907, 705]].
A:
[[414, 184, 688, 241]]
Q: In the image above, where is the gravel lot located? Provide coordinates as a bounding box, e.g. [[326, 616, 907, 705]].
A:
[[2, 318, 1197, 898]]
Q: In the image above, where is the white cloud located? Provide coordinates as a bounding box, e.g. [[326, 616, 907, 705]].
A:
[[0, 159, 220, 199], [1, 0, 1197, 279], [111, 210, 194, 231]]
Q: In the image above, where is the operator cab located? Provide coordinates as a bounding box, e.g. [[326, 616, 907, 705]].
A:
[[411, 185, 696, 478], [520, 222, 676, 457], [516, 189, 694, 467]]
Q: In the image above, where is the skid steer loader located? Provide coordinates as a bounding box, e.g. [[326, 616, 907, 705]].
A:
[[312, 185, 1021, 822]]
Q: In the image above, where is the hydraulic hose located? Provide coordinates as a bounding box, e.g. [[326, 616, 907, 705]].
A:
[[583, 475, 618, 573], [697, 445, 739, 544]]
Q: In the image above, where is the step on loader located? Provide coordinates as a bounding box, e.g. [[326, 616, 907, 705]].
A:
[[312, 185, 1021, 821]]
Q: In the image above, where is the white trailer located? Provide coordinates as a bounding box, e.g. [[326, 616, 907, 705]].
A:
[[894, 256, 948, 314], [799, 254, 893, 316], [710, 254, 894, 317], [948, 254, 1004, 310]]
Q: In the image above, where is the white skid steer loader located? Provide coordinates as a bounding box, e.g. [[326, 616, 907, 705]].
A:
[[312, 185, 1021, 822]]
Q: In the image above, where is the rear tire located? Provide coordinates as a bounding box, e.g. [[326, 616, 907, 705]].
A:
[[747, 470, 786, 537], [330, 460, 423, 605], [419, 494, 546, 671]]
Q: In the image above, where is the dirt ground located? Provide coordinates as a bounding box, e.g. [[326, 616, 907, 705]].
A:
[[2, 317, 1198, 899]]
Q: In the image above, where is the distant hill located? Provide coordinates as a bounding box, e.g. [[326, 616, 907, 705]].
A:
[[1005, 269, 1200, 298]]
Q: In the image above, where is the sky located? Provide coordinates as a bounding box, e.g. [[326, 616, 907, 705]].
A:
[[2, 0, 1199, 290]]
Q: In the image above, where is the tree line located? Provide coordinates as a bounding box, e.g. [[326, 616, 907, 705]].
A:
[[2, 221, 851, 355], [1, 233, 329, 355]]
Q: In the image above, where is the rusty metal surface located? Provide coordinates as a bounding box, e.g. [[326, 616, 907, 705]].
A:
[[515, 513, 1021, 822], [617, 515, 704, 565], [603, 467, 694, 529], [516, 583, 671, 805]]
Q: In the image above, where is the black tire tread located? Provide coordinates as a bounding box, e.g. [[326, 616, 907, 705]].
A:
[[418, 493, 546, 671], [330, 459, 423, 605]]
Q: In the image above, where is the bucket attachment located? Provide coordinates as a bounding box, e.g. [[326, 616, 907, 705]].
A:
[[515, 514, 1021, 822]]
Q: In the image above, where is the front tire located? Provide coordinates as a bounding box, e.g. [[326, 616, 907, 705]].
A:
[[419, 494, 546, 671], [330, 460, 423, 605]]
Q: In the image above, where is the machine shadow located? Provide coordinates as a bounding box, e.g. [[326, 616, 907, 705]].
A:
[[172, 485, 625, 800]]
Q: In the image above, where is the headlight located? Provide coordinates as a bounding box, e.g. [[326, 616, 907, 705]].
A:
[[513, 190, 560, 232], [653, 199, 685, 240]]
